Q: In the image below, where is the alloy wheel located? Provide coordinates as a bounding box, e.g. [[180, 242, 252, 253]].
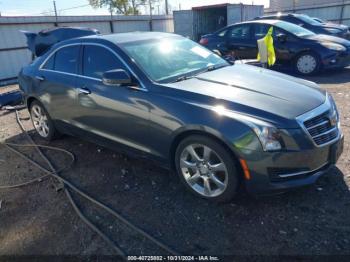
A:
[[31, 104, 50, 138], [179, 144, 228, 197]]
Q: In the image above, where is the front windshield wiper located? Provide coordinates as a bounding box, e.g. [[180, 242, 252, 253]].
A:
[[196, 63, 229, 75], [173, 75, 193, 83], [172, 64, 229, 83]]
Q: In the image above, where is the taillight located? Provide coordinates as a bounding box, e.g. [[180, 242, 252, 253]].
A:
[[200, 38, 209, 45]]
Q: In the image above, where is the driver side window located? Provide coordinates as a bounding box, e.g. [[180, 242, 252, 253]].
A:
[[82, 45, 125, 79]]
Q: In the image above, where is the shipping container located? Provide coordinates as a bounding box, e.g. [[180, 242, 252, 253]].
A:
[[174, 3, 264, 41]]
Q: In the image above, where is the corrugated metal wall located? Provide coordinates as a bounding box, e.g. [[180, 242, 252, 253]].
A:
[[173, 10, 194, 39], [0, 15, 174, 85], [227, 4, 264, 24], [266, 0, 350, 26], [268, 0, 346, 11]]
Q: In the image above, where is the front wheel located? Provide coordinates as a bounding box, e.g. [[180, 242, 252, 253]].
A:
[[175, 135, 239, 202], [294, 52, 320, 75]]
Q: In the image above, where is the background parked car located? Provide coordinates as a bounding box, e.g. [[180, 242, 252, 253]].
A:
[[312, 17, 349, 30], [200, 20, 350, 75], [254, 13, 350, 40]]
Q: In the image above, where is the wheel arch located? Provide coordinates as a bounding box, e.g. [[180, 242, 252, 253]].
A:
[[169, 129, 244, 179], [26, 96, 38, 109], [293, 49, 322, 73]]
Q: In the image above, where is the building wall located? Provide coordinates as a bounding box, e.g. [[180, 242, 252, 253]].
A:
[[266, 0, 350, 26], [268, 0, 346, 11], [0, 15, 174, 85]]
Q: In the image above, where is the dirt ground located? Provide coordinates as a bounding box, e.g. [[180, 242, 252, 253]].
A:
[[0, 68, 350, 259]]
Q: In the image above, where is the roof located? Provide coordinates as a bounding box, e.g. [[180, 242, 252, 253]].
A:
[[81, 31, 176, 44], [257, 13, 300, 19], [239, 19, 281, 25], [192, 3, 264, 10]]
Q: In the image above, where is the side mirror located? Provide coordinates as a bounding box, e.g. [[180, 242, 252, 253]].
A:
[[277, 33, 287, 43], [102, 69, 132, 86]]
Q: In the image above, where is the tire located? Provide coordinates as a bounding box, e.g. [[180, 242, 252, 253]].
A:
[[294, 52, 320, 75], [29, 100, 58, 141], [175, 135, 239, 202]]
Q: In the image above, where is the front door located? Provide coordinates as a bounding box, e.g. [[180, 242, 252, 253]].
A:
[[74, 44, 152, 155]]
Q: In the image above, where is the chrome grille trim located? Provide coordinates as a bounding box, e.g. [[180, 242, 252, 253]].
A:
[[312, 127, 337, 139], [306, 120, 328, 130], [296, 93, 340, 147]]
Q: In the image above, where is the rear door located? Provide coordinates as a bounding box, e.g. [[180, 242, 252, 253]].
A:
[[226, 24, 255, 59], [37, 44, 80, 122], [73, 44, 151, 154]]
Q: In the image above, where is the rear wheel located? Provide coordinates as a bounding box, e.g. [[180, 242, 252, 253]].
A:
[[30, 100, 58, 141], [294, 52, 320, 75], [175, 135, 239, 202]]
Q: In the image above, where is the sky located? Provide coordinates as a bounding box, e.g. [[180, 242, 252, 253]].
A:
[[0, 0, 269, 16]]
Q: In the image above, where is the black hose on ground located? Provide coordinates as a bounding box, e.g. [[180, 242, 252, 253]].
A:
[[0, 108, 180, 257]]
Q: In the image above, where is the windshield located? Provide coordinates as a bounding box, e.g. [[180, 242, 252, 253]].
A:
[[121, 37, 229, 83], [295, 14, 322, 26], [275, 21, 316, 37]]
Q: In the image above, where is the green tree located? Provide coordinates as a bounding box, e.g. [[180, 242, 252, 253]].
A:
[[89, 0, 157, 15]]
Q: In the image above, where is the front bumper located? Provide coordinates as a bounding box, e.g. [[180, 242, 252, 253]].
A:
[[243, 134, 344, 195], [322, 49, 350, 69]]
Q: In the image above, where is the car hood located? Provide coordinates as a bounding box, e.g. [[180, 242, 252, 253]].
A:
[[306, 34, 350, 46], [164, 64, 326, 128], [318, 23, 348, 31]]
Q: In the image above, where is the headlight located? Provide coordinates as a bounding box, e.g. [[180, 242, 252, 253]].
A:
[[328, 93, 342, 132], [325, 28, 342, 34], [321, 42, 346, 51], [253, 125, 282, 151], [213, 105, 283, 151]]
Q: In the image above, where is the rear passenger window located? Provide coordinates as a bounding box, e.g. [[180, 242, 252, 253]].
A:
[[229, 25, 251, 39], [82, 45, 124, 79], [54, 46, 79, 74]]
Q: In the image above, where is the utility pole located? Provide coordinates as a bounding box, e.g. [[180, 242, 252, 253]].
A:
[[340, 0, 345, 24], [165, 0, 168, 15], [53, 0, 58, 26], [109, 3, 114, 33], [149, 0, 153, 31]]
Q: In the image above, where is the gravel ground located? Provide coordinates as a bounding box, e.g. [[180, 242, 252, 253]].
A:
[[0, 68, 350, 259]]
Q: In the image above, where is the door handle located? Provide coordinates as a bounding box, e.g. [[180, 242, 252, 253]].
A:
[[35, 76, 45, 81], [78, 87, 91, 95]]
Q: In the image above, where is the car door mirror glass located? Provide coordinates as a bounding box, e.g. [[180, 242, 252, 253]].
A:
[[102, 69, 132, 86]]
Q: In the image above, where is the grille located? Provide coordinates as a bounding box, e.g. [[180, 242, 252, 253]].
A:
[[303, 110, 338, 146]]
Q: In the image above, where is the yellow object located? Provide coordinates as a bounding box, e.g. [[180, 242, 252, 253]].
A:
[[257, 27, 276, 67]]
